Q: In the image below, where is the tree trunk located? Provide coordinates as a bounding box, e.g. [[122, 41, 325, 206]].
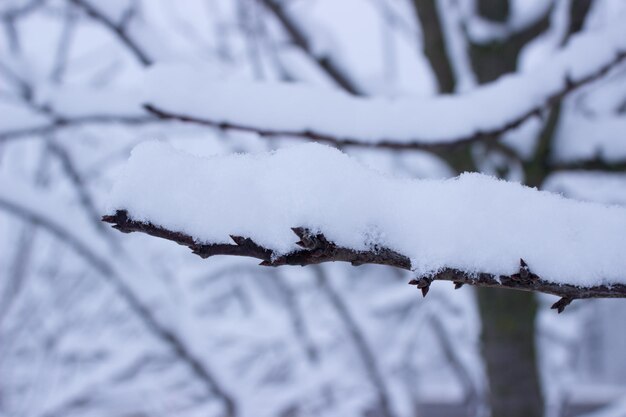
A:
[[407, 1, 593, 415], [477, 289, 543, 417], [412, 0, 456, 93]]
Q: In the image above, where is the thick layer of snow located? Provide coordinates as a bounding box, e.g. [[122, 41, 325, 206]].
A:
[[107, 142, 626, 287], [140, 23, 626, 144]]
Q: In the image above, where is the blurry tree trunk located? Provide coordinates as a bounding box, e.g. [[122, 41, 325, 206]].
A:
[[412, 0, 551, 415], [413, 0, 545, 413], [470, 1, 545, 416], [477, 289, 542, 417], [470, 2, 591, 416], [468, 1, 551, 84]]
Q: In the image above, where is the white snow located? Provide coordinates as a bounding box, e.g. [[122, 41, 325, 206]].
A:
[[107, 142, 626, 287], [38, 85, 145, 118], [553, 114, 626, 163], [544, 172, 626, 206]]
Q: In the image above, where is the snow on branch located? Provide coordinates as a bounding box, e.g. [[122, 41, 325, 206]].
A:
[[103, 143, 626, 310], [142, 24, 626, 150]]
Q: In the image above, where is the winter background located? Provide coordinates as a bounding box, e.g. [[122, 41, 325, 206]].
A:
[[1, 1, 626, 417]]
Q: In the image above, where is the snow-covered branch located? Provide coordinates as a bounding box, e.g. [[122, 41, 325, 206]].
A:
[[103, 143, 626, 310], [142, 23, 626, 150]]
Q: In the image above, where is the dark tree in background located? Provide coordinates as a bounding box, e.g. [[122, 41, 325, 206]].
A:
[[414, 2, 592, 416]]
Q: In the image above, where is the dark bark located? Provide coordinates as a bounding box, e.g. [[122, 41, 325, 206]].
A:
[[477, 289, 543, 417], [469, 0, 551, 83], [412, 0, 456, 93], [102, 210, 626, 305], [476, 0, 509, 23], [566, 0, 593, 43]]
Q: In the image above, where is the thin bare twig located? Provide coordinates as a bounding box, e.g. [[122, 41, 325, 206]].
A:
[[0, 114, 156, 142], [259, 0, 363, 95], [68, 0, 153, 66]]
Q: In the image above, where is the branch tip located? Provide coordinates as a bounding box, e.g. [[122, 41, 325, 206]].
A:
[[519, 258, 530, 279], [230, 235, 246, 245], [416, 277, 432, 288], [551, 297, 574, 314]]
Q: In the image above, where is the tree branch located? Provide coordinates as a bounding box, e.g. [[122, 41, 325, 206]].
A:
[[143, 48, 626, 151], [550, 157, 626, 173], [259, 0, 363, 95], [68, 0, 153, 66], [103, 209, 626, 311], [0, 114, 156, 142]]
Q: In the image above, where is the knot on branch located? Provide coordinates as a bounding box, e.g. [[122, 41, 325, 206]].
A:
[[230, 235, 274, 261], [506, 258, 540, 285], [292, 227, 331, 252], [102, 210, 132, 233]]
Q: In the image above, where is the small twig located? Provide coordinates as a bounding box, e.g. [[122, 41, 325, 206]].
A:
[[259, 0, 363, 95], [0, 114, 156, 142], [551, 296, 573, 314], [68, 0, 153, 66]]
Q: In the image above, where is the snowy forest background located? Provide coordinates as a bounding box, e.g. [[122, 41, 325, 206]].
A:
[[1, 0, 626, 417]]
